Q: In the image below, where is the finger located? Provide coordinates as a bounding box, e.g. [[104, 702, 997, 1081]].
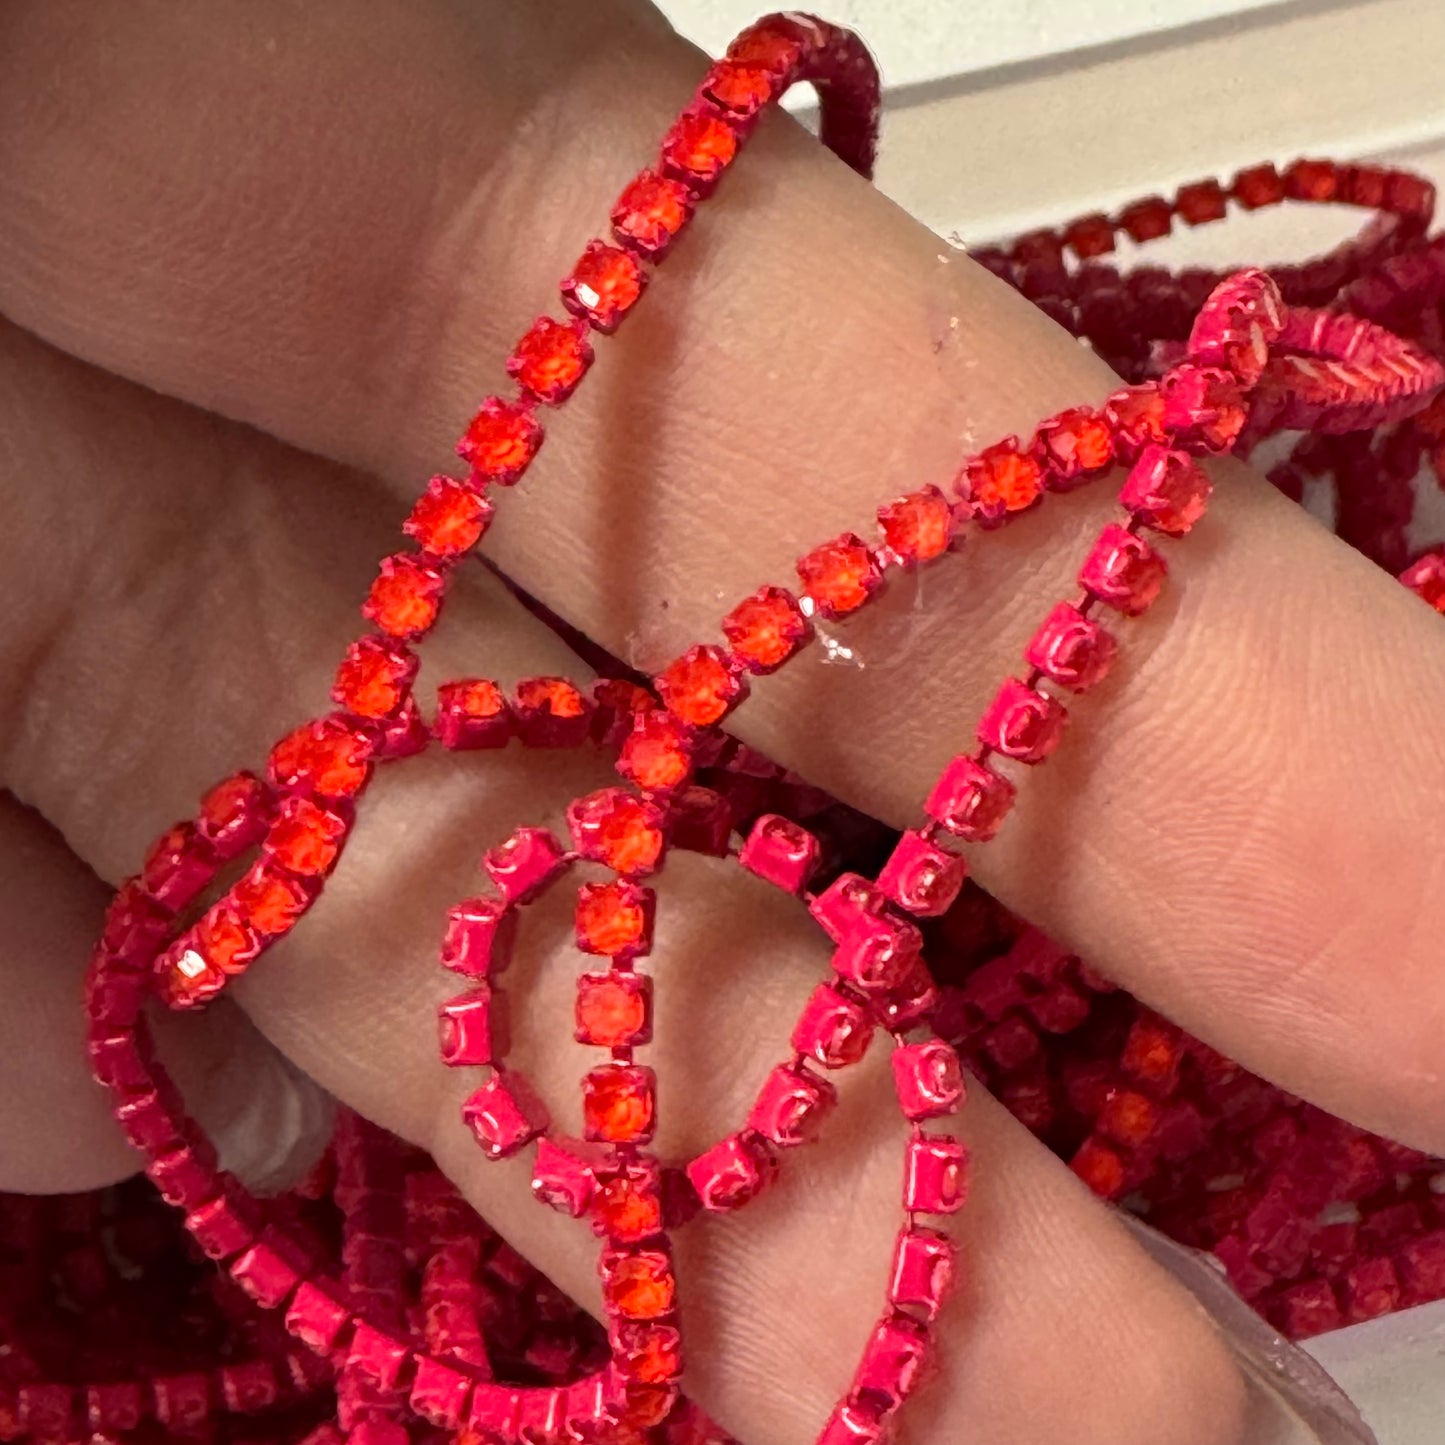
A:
[[2, 0, 1444, 1153], [0, 320, 1248, 1444], [0, 790, 330, 1194]]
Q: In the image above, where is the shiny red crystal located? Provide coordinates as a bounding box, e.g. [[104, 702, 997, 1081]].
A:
[[363, 553, 445, 639], [796, 533, 883, 616], [268, 717, 372, 799], [507, 317, 593, 404], [583, 1064, 656, 1145], [404, 475, 491, 557], [660, 108, 739, 189], [877, 486, 953, 564], [456, 397, 542, 484], [561, 240, 645, 332], [332, 636, 416, 719], [655, 645, 744, 727], [721, 585, 810, 672], [611, 170, 692, 257]]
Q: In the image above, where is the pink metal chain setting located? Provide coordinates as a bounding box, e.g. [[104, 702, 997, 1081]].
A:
[[1, 12, 1440, 1445]]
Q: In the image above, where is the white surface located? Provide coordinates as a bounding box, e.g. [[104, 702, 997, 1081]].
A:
[[664, 0, 1295, 87], [659, 3, 1445, 1440], [1306, 1299, 1445, 1445]]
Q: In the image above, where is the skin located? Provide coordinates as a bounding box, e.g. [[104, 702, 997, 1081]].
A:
[[1, 2, 1443, 1441]]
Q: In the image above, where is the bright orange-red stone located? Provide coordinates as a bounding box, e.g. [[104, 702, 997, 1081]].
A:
[[1098, 1089, 1158, 1148], [363, 554, 444, 639], [1106, 385, 1169, 449], [198, 771, 269, 846], [233, 863, 310, 938], [514, 676, 587, 718], [702, 60, 772, 114], [614, 1322, 682, 1384], [796, 534, 881, 617], [727, 20, 805, 71], [661, 110, 738, 185], [562, 241, 645, 333], [611, 171, 692, 256], [965, 444, 1043, 515], [570, 790, 664, 877], [721, 586, 809, 672], [1052, 409, 1114, 472], [1123, 1017, 1182, 1089], [268, 719, 371, 799], [583, 1065, 656, 1144], [593, 1175, 662, 1243], [877, 486, 953, 564], [605, 1252, 675, 1320], [617, 711, 692, 792], [194, 904, 259, 976], [576, 973, 651, 1047], [507, 317, 593, 404], [447, 679, 506, 720], [456, 397, 542, 482], [575, 881, 652, 956], [332, 638, 414, 719], [654, 646, 741, 728], [266, 797, 348, 877], [404, 476, 490, 557], [1070, 1138, 1126, 1200]]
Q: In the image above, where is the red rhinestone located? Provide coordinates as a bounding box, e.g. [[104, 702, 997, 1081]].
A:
[[1104, 384, 1168, 454], [507, 317, 593, 405], [797, 534, 883, 617], [611, 170, 692, 258], [1341, 164, 1389, 209], [1119, 444, 1213, 537], [435, 678, 513, 750], [1071, 1138, 1127, 1200], [877, 486, 953, 564], [583, 1064, 656, 1145], [727, 18, 805, 73], [567, 789, 665, 878], [363, 554, 445, 639], [141, 823, 215, 913], [721, 586, 810, 672], [1232, 162, 1284, 210], [1024, 602, 1118, 693], [197, 772, 272, 858], [233, 861, 312, 939], [1062, 212, 1115, 259], [655, 645, 744, 727], [660, 108, 739, 189], [617, 711, 693, 792], [161, 944, 225, 1008], [265, 796, 349, 876], [332, 637, 416, 719], [561, 241, 646, 333], [268, 717, 372, 799], [1175, 178, 1228, 225], [592, 1170, 663, 1243], [575, 880, 655, 957], [1078, 523, 1166, 616], [404, 476, 491, 557], [1122, 1015, 1183, 1090], [575, 972, 653, 1048], [603, 1250, 675, 1321], [456, 397, 542, 484], [1283, 158, 1339, 203], [1116, 196, 1171, 243], [1036, 408, 1114, 488], [194, 903, 260, 977], [960, 441, 1043, 523], [1161, 366, 1246, 453], [924, 753, 1017, 842], [1402, 551, 1445, 612], [1098, 1090, 1158, 1149], [700, 60, 773, 116], [1386, 170, 1436, 221], [610, 1321, 681, 1384], [513, 675, 592, 747]]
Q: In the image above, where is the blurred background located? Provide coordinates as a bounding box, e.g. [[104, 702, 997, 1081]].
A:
[[655, 3, 1445, 1442]]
